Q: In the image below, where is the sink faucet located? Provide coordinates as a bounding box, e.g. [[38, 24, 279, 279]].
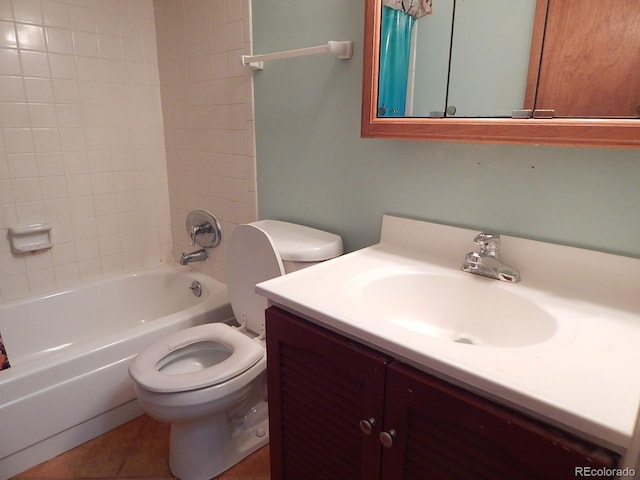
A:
[[179, 248, 208, 265], [461, 232, 520, 283]]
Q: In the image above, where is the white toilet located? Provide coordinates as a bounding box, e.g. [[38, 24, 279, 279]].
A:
[[129, 220, 343, 480]]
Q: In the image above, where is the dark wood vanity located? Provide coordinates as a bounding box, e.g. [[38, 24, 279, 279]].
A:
[[265, 306, 619, 479]]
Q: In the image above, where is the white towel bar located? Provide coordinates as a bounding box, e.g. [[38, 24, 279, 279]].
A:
[[241, 41, 353, 70]]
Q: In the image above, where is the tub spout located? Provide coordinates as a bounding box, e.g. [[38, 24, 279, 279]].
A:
[[179, 248, 208, 265]]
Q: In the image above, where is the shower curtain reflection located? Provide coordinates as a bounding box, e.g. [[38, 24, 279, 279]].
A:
[[0, 332, 9, 370], [378, 6, 415, 117]]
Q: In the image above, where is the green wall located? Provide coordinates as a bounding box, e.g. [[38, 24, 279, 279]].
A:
[[253, 0, 640, 257]]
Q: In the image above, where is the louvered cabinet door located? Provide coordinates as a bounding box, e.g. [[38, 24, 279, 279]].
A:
[[266, 307, 390, 480], [380, 362, 619, 480]]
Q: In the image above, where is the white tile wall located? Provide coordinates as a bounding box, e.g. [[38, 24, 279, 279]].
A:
[[0, 0, 172, 301], [154, 0, 257, 282]]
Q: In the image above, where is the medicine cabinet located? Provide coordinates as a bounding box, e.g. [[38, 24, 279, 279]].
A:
[[361, 0, 640, 147]]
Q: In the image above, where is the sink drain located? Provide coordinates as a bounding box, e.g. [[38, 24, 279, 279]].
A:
[[454, 337, 475, 345]]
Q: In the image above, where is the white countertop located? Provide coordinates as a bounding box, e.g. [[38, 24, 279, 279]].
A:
[[256, 216, 640, 453]]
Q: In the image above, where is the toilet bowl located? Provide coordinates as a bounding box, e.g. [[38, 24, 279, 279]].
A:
[[129, 220, 342, 480]]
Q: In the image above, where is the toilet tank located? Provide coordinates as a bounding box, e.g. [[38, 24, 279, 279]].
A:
[[251, 220, 343, 273], [226, 220, 343, 337]]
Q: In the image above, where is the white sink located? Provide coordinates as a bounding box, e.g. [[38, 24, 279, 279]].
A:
[[353, 267, 558, 347], [257, 215, 640, 451]]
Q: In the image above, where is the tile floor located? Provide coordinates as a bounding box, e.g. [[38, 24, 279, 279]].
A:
[[11, 415, 270, 480]]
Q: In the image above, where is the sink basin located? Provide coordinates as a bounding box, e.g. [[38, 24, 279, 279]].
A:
[[353, 268, 558, 347]]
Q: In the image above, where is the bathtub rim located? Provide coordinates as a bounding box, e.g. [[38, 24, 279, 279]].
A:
[[0, 263, 232, 379]]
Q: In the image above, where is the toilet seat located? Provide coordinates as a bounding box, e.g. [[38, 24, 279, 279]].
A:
[[129, 323, 264, 393]]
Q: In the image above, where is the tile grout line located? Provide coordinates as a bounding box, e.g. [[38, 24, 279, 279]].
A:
[[115, 415, 149, 480]]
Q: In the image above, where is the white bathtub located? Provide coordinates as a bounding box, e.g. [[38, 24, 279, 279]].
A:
[[0, 265, 234, 479]]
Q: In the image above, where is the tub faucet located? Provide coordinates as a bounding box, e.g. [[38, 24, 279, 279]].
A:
[[179, 248, 208, 265], [461, 232, 520, 283]]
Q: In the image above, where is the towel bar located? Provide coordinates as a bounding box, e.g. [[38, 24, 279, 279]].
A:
[[241, 41, 353, 70]]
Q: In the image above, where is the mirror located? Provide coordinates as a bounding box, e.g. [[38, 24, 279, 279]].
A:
[[361, 0, 640, 148], [382, 0, 540, 118]]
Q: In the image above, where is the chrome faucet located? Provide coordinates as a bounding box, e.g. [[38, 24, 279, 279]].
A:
[[461, 232, 520, 283], [179, 248, 208, 265], [180, 221, 213, 265], [190, 222, 213, 245]]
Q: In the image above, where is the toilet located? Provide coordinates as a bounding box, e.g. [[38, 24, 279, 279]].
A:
[[128, 220, 343, 480]]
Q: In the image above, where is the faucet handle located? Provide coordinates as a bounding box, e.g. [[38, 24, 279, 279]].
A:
[[185, 210, 222, 248], [190, 222, 213, 245], [473, 232, 501, 253]]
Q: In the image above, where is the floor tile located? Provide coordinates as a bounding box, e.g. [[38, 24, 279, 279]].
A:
[[118, 418, 172, 478], [217, 446, 270, 478], [13, 416, 147, 479], [11, 415, 270, 480]]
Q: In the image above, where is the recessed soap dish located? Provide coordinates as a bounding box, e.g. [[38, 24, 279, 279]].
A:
[[8, 224, 53, 254]]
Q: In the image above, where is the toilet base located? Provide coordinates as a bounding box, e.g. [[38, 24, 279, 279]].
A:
[[168, 402, 269, 480]]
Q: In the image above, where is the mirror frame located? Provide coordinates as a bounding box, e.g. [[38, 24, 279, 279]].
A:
[[361, 0, 640, 148]]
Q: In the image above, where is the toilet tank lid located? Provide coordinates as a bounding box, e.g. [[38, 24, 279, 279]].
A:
[[251, 220, 343, 262]]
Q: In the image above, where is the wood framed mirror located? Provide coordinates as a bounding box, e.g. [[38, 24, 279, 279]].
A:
[[361, 0, 640, 148]]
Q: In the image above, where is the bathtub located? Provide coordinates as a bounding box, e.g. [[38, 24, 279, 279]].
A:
[[0, 265, 234, 479]]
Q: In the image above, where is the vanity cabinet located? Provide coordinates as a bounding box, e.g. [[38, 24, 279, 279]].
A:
[[266, 306, 619, 480], [265, 305, 390, 479]]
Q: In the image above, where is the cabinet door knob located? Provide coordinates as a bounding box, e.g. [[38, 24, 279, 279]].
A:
[[359, 418, 376, 435], [379, 429, 396, 448]]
